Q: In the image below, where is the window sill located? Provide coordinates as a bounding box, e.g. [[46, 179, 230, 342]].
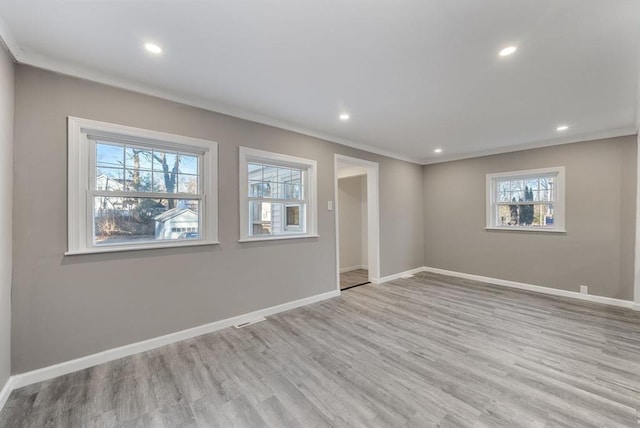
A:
[[485, 227, 566, 233], [238, 234, 319, 243], [65, 240, 221, 255]]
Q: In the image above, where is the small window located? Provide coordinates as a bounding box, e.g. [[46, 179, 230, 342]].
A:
[[239, 147, 317, 241], [486, 167, 565, 232], [67, 117, 218, 254], [285, 205, 301, 230]]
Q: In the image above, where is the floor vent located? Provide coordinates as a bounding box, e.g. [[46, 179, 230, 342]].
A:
[[234, 317, 266, 328]]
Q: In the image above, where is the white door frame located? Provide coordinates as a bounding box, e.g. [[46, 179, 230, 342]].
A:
[[334, 154, 381, 291], [634, 132, 640, 310]]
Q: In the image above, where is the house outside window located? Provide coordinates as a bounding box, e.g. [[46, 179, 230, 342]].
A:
[[239, 147, 317, 241], [486, 166, 565, 232], [67, 117, 218, 254]]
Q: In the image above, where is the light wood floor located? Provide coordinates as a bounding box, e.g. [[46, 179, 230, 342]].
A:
[[340, 269, 369, 289], [2, 272, 640, 427]]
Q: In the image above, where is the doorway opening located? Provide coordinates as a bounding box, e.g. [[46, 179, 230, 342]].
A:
[[334, 155, 380, 291]]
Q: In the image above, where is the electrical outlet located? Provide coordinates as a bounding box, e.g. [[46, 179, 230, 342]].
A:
[[580, 285, 588, 294], [328, 201, 333, 211]]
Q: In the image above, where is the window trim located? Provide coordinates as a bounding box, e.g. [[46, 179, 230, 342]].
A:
[[485, 166, 566, 233], [67, 117, 219, 255], [239, 146, 318, 242]]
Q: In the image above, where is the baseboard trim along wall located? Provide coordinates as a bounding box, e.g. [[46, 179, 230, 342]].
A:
[[339, 265, 366, 273], [0, 376, 13, 414], [3, 266, 637, 412], [371, 267, 426, 284], [422, 266, 637, 310], [8, 289, 340, 391]]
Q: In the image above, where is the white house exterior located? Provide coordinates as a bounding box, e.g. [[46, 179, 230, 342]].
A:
[[154, 207, 198, 239]]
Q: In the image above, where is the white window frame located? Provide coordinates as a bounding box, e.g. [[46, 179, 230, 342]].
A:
[[67, 117, 219, 255], [486, 166, 566, 233], [239, 147, 318, 242]]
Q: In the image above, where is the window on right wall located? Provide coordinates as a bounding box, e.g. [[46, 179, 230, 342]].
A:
[[486, 166, 566, 232]]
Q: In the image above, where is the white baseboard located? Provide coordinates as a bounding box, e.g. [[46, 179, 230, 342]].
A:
[[371, 267, 426, 284], [340, 265, 366, 273], [422, 266, 636, 310], [0, 376, 13, 413], [9, 289, 340, 390]]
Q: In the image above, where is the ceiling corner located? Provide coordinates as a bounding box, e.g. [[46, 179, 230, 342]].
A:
[[0, 14, 21, 61]]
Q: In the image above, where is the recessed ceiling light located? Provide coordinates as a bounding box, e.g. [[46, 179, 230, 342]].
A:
[[144, 43, 162, 54], [434, 148, 442, 154], [499, 46, 517, 57], [556, 125, 569, 131], [339, 113, 350, 121]]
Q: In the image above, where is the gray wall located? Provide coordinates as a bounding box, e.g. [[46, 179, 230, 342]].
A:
[[12, 65, 425, 373], [423, 136, 637, 300], [0, 46, 13, 389], [338, 175, 366, 270]]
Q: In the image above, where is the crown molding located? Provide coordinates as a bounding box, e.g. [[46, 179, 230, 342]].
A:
[[420, 126, 638, 165], [15, 47, 423, 164], [0, 23, 637, 167], [0, 18, 421, 164], [0, 15, 20, 61]]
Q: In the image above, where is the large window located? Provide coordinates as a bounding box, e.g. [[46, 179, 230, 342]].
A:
[[67, 117, 218, 254], [486, 167, 565, 232], [239, 147, 317, 241]]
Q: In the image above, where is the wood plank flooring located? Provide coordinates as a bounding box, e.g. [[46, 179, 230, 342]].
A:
[[340, 269, 369, 290], [2, 272, 640, 427]]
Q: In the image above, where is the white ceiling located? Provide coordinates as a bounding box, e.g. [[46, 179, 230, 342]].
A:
[[1, 0, 638, 164]]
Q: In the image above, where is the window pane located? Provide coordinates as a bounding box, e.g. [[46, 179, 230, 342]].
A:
[[96, 167, 125, 191], [249, 201, 307, 236], [248, 163, 262, 180], [125, 147, 152, 170], [277, 167, 292, 182], [94, 198, 199, 245], [534, 204, 543, 226], [152, 150, 178, 173], [262, 165, 278, 182], [284, 184, 303, 200], [249, 181, 267, 197], [495, 203, 554, 227], [99, 144, 201, 195], [290, 169, 302, 184], [125, 169, 152, 192], [490, 171, 561, 230], [534, 190, 548, 202], [285, 204, 305, 231], [248, 163, 305, 201], [251, 182, 274, 198], [510, 191, 523, 202], [269, 182, 281, 199], [286, 205, 300, 226], [179, 154, 198, 175], [178, 174, 198, 194], [541, 204, 554, 226], [497, 204, 519, 226], [96, 142, 124, 168], [152, 173, 168, 192], [510, 180, 523, 192], [250, 201, 272, 235]]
